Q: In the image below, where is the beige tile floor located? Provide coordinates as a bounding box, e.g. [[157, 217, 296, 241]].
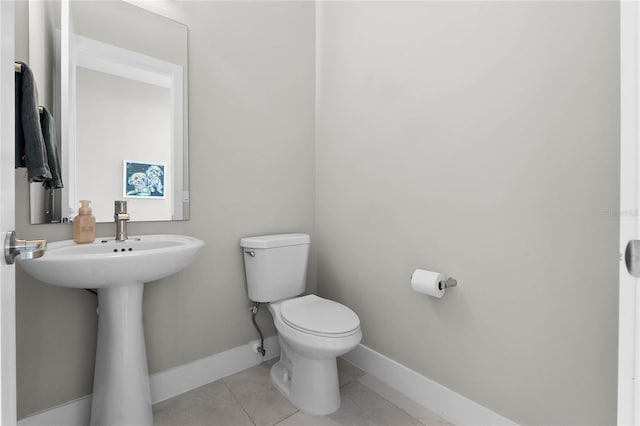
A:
[[153, 357, 453, 426]]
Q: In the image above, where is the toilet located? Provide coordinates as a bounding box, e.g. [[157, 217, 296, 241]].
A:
[[240, 233, 362, 416]]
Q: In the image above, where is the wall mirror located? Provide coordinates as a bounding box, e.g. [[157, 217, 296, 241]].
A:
[[29, 0, 189, 224]]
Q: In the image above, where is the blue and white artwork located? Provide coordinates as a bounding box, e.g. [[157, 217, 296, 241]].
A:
[[123, 161, 166, 198]]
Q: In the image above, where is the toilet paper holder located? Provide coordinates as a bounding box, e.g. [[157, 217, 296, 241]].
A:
[[439, 277, 457, 291]]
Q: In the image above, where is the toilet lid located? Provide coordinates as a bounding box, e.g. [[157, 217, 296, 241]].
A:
[[280, 295, 360, 337]]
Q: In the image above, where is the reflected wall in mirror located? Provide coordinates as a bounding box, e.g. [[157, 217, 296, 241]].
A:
[[29, 0, 189, 224]]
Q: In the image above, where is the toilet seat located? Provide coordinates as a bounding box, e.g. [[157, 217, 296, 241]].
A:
[[280, 295, 360, 338]]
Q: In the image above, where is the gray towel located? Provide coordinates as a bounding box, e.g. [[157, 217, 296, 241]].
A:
[[15, 61, 52, 182], [39, 106, 63, 189]]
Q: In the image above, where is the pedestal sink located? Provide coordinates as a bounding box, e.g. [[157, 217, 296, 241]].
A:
[[18, 234, 204, 426]]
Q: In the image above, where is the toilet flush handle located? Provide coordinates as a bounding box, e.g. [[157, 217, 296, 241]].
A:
[[244, 250, 255, 257]]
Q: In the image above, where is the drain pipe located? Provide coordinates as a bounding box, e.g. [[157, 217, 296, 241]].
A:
[[250, 302, 266, 357]]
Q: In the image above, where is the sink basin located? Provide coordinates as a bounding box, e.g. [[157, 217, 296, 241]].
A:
[[18, 234, 203, 288], [18, 234, 203, 426]]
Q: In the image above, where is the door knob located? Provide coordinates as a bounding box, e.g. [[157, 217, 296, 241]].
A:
[[4, 231, 47, 265], [625, 240, 640, 277]]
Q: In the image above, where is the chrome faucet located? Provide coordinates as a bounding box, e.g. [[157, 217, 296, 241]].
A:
[[114, 201, 129, 241]]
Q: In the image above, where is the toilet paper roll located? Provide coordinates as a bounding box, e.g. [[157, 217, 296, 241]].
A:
[[411, 269, 446, 298]]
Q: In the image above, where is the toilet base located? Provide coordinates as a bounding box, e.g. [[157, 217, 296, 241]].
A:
[[270, 346, 341, 416]]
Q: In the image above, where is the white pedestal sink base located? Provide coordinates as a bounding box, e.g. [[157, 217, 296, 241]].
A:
[[91, 283, 152, 426], [17, 235, 205, 425]]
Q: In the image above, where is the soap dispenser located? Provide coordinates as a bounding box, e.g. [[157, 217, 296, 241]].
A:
[[73, 200, 96, 244]]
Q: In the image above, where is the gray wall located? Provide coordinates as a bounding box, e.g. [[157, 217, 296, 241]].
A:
[[15, 1, 621, 424], [315, 2, 620, 425], [15, 1, 316, 418]]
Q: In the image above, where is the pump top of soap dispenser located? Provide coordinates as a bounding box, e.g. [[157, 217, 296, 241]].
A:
[[79, 200, 92, 215]]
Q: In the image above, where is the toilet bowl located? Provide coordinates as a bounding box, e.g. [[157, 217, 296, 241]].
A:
[[240, 233, 362, 415], [268, 295, 362, 415]]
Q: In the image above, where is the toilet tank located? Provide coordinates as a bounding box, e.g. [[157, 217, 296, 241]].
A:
[[240, 233, 310, 303]]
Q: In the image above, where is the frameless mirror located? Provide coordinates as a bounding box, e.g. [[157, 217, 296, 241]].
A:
[[29, 0, 189, 224]]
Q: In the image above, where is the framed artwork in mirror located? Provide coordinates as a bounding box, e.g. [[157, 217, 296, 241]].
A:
[[123, 160, 166, 199]]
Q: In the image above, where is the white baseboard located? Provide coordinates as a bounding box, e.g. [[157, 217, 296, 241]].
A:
[[16, 396, 92, 426], [19, 339, 515, 426], [343, 344, 517, 426], [150, 335, 280, 404], [18, 336, 280, 426]]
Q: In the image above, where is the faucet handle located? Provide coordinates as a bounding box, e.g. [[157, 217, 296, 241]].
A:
[[114, 200, 127, 213]]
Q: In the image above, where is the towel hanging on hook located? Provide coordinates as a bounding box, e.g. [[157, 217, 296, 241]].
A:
[[14, 60, 52, 182], [14, 61, 62, 188], [16, 64, 43, 112]]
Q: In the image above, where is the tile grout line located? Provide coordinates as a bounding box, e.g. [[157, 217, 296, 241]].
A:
[[356, 374, 452, 426], [221, 377, 257, 426], [362, 377, 430, 426], [272, 410, 300, 426]]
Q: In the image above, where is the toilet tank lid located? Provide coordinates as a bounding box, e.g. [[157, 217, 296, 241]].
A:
[[240, 233, 310, 249]]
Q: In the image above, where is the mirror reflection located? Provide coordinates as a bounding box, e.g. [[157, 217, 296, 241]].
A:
[[29, 0, 189, 224]]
